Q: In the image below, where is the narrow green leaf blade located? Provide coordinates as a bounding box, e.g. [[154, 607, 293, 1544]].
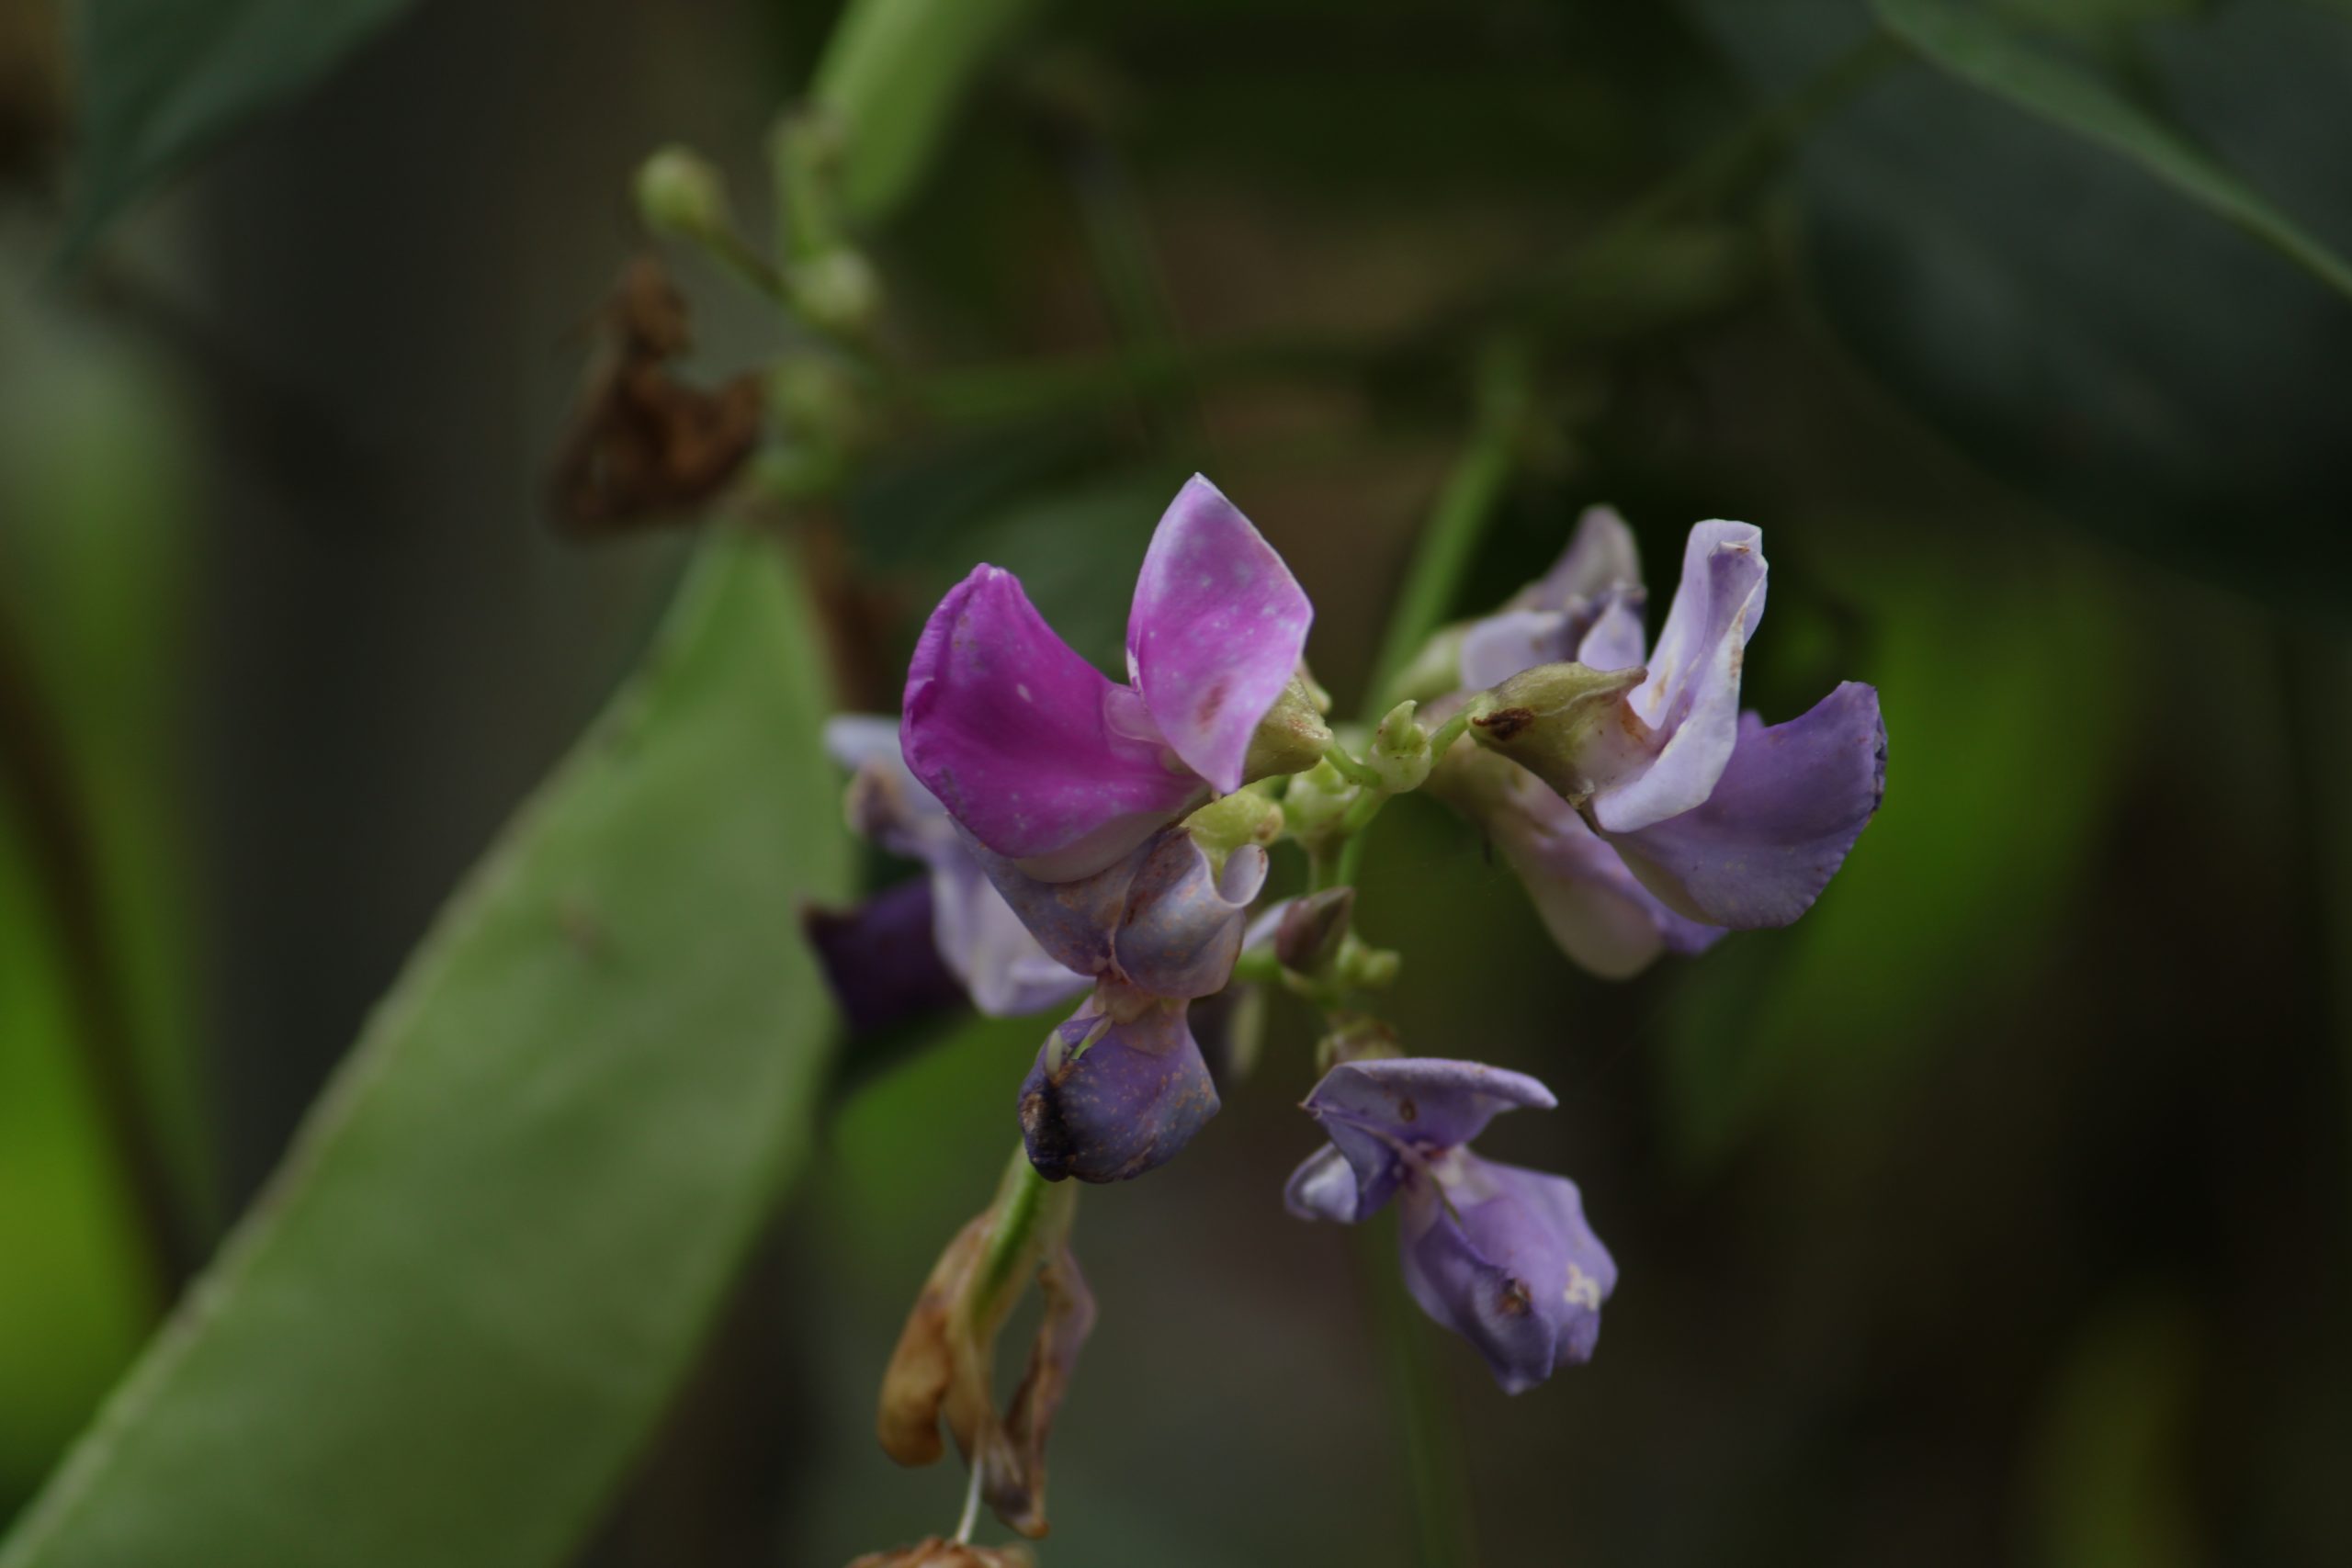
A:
[[0, 528, 849, 1568], [1871, 0, 2352, 300], [63, 0, 421, 257]]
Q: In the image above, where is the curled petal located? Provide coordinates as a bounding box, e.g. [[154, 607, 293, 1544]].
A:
[[903, 565, 1205, 877], [1283, 1144, 1367, 1224], [1604, 682, 1886, 929], [1576, 594, 1648, 674], [986, 1242, 1095, 1539], [803, 878, 968, 1035], [1301, 1057, 1555, 1219], [1487, 769, 1722, 979], [1127, 475, 1315, 793], [1113, 836, 1267, 998], [1593, 523, 1766, 833], [1021, 991, 1221, 1182], [1399, 1154, 1617, 1394], [1460, 609, 1581, 693], [1526, 505, 1644, 611]]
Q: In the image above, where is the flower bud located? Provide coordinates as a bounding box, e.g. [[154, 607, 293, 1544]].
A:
[[1273, 886, 1354, 975], [1281, 758, 1355, 842], [1464, 662, 1650, 807], [635, 144, 731, 242], [1337, 935, 1400, 990], [1241, 670, 1335, 784], [1316, 1011, 1402, 1071], [1183, 789, 1284, 874], [1367, 700, 1432, 793], [794, 246, 883, 336]]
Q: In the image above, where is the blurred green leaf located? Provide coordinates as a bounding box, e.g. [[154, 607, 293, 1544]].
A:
[[2026, 1299, 2202, 1568], [1871, 0, 2352, 299], [1664, 544, 2142, 1163], [62, 0, 421, 257], [809, 0, 1046, 225], [0, 529, 849, 1568]]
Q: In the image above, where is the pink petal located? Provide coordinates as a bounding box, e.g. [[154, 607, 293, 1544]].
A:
[[1126, 475, 1314, 793]]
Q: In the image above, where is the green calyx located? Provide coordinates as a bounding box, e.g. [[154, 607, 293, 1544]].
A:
[[1242, 670, 1338, 784], [1463, 660, 1649, 807]]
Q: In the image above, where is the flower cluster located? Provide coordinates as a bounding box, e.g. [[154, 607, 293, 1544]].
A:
[[813, 475, 1883, 1541]]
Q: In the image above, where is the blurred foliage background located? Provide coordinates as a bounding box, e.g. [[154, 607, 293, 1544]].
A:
[[3, 1, 2350, 1565]]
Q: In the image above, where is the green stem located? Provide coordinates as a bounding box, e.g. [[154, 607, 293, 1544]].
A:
[[1361, 344, 1531, 717], [1322, 742, 1386, 790], [972, 1144, 1063, 1317], [1356, 1223, 1477, 1568]]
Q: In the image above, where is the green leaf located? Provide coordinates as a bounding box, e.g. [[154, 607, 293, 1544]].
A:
[[63, 0, 422, 257], [0, 528, 850, 1568], [808, 0, 1046, 224], [1871, 0, 2352, 300]]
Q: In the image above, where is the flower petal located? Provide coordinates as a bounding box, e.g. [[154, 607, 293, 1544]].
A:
[[1604, 682, 1886, 928], [1301, 1057, 1555, 1219], [1126, 475, 1315, 793], [802, 877, 967, 1035], [1526, 505, 1644, 611], [927, 851, 1093, 1017], [1283, 1144, 1365, 1224], [904, 565, 1206, 876], [964, 826, 1263, 1000], [1487, 769, 1724, 978], [1020, 992, 1221, 1181], [1592, 522, 1767, 833], [1398, 1154, 1616, 1394], [1459, 609, 1580, 693]]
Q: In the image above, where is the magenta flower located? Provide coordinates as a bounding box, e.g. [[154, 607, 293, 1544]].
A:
[[1447, 507, 1884, 970], [1286, 1058, 1616, 1393], [901, 474, 1314, 882]]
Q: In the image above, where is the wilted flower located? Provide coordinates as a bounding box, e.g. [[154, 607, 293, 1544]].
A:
[[812, 716, 1089, 1022], [1434, 506, 1885, 973], [878, 1155, 1094, 1540], [1287, 1058, 1615, 1393], [900, 474, 1317, 882], [844, 1540, 1035, 1568]]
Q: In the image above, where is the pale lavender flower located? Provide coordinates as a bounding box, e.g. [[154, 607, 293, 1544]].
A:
[[1286, 1058, 1616, 1393], [1449, 507, 1884, 967]]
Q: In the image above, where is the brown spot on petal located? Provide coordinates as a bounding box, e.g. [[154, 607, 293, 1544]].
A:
[[1396, 1096, 1418, 1122], [1498, 1278, 1534, 1317], [1194, 674, 1233, 732]]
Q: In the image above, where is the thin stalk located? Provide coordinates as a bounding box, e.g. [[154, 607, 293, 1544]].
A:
[[1361, 344, 1531, 717], [1355, 1223, 1477, 1568]]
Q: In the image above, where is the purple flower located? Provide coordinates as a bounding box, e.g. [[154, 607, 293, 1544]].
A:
[[1286, 1058, 1616, 1393], [964, 825, 1268, 1181], [901, 474, 1313, 882], [1445, 507, 1885, 966], [820, 716, 1090, 1020]]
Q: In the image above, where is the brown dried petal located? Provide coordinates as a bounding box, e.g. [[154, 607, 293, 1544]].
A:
[[876, 1215, 988, 1467], [983, 1241, 1097, 1539]]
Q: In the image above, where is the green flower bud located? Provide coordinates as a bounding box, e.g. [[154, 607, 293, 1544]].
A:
[[1184, 789, 1284, 874], [1316, 1011, 1402, 1072], [1241, 670, 1336, 784], [793, 246, 883, 336], [635, 144, 732, 242], [1464, 661, 1650, 807], [1367, 699, 1432, 794], [1280, 758, 1355, 843], [1337, 935, 1400, 990]]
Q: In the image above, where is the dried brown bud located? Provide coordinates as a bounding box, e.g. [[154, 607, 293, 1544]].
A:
[[845, 1537, 1037, 1568]]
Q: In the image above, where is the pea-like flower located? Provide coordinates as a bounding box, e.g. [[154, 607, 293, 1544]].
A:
[[1435, 507, 1885, 975], [808, 716, 1089, 1025], [962, 827, 1268, 1182], [1286, 1058, 1616, 1393], [901, 474, 1316, 882]]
